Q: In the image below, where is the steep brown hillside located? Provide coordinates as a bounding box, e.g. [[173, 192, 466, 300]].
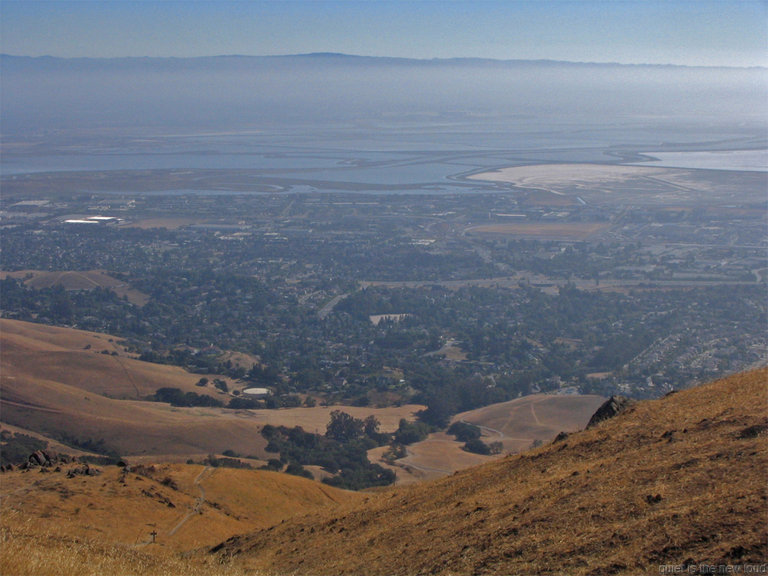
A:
[[214, 368, 768, 575]]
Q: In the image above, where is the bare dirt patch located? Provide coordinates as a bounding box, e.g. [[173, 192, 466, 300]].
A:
[[467, 163, 768, 207], [424, 338, 467, 361], [123, 217, 203, 230]]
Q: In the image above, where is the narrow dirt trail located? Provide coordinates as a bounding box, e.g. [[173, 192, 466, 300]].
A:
[[168, 466, 213, 537], [400, 447, 452, 475], [529, 402, 542, 426], [459, 418, 505, 438]]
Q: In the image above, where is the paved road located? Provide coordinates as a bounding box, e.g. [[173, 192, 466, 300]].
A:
[[318, 293, 350, 319]]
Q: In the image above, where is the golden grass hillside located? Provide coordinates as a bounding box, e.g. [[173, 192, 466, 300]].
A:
[[1, 370, 270, 456], [0, 318, 263, 456], [454, 392, 606, 453], [214, 368, 768, 575], [0, 318, 223, 399], [0, 463, 360, 576]]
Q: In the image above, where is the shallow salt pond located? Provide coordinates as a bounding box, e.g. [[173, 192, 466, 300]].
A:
[[633, 149, 767, 172]]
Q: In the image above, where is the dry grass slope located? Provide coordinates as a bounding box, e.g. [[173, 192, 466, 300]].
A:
[[215, 368, 768, 575], [0, 522, 251, 576], [0, 464, 359, 575], [0, 318, 220, 399], [455, 393, 606, 453]]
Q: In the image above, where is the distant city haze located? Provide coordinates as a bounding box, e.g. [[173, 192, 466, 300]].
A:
[[2, 54, 765, 137]]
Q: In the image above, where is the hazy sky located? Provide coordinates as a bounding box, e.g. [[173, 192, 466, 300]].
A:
[[1, 0, 766, 67]]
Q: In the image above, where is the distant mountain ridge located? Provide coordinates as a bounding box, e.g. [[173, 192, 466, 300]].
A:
[[2, 52, 764, 70]]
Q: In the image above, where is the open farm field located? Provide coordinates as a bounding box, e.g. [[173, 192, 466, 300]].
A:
[[123, 217, 206, 230], [0, 270, 149, 306]]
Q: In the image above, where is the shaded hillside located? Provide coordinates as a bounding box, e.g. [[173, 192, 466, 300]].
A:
[[215, 368, 768, 575]]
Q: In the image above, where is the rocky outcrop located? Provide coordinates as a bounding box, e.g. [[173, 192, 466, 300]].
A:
[[17, 450, 74, 470], [586, 395, 634, 429], [552, 431, 569, 443], [66, 464, 102, 478]]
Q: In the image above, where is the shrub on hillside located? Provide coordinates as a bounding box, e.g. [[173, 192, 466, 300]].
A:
[[393, 419, 431, 445], [152, 387, 223, 408], [462, 437, 491, 455], [448, 421, 482, 442]]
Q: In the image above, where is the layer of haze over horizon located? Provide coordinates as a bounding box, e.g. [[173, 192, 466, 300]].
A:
[[2, 0, 766, 67]]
